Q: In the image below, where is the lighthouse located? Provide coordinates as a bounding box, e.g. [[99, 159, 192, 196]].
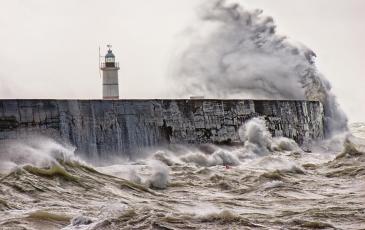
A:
[[100, 45, 120, 99]]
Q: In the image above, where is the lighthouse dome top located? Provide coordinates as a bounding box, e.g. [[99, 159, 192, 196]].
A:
[[105, 49, 115, 58]]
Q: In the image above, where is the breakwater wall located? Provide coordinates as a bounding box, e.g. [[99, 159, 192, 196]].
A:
[[0, 100, 324, 157]]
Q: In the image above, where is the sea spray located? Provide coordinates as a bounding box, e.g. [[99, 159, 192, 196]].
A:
[[170, 0, 348, 136], [97, 160, 170, 190], [239, 117, 272, 155], [176, 117, 301, 167], [127, 167, 143, 184], [146, 160, 170, 189], [0, 137, 81, 174]]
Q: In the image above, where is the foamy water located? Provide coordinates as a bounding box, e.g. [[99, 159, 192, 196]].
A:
[[0, 122, 364, 229]]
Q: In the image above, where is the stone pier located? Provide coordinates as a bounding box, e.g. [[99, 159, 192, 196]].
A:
[[0, 100, 324, 156]]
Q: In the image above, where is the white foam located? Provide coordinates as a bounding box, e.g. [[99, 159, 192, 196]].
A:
[[0, 136, 80, 174], [146, 160, 170, 189]]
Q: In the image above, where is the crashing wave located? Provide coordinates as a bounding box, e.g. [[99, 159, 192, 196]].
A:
[[170, 0, 348, 136]]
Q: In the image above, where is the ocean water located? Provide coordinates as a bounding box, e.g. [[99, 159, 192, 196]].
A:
[[0, 121, 364, 230]]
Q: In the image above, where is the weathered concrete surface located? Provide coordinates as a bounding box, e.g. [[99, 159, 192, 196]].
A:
[[0, 100, 324, 156]]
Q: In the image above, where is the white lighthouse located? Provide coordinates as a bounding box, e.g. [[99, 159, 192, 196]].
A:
[[101, 45, 120, 99]]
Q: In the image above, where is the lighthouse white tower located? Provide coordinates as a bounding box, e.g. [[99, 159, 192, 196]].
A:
[[101, 45, 120, 99]]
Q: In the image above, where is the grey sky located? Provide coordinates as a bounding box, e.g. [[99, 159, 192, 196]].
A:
[[0, 0, 364, 122]]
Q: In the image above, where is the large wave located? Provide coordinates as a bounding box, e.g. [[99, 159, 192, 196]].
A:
[[0, 137, 80, 174], [0, 122, 364, 229], [169, 0, 348, 136]]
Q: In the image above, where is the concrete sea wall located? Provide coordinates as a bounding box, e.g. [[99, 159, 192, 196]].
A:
[[0, 100, 324, 157]]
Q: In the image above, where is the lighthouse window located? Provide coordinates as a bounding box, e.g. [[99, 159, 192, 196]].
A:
[[106, 57, 114, 62]]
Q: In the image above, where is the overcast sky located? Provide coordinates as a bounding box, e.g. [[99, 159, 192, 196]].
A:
[[0, 0, 364, 122]]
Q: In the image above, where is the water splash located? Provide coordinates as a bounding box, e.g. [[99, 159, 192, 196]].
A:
[[170, 0, 348, 136], [0, 136, 81, 174]]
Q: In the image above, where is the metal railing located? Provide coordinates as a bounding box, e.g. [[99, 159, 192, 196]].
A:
[[100, 62, 119, 68]]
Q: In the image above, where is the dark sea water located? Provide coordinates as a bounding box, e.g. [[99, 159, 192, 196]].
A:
[[0, 122, 364, 230]]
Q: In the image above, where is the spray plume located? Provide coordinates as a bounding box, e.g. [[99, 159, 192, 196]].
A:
[[170, 0, 348, 136]]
